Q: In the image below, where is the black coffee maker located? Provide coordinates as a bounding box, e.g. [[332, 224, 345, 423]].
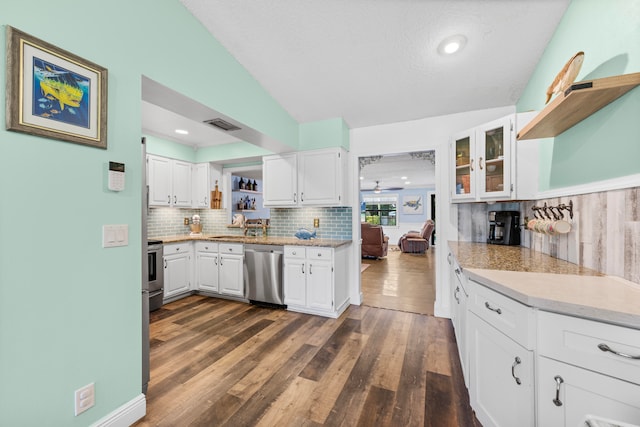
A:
[[488, 211, 520, 245]]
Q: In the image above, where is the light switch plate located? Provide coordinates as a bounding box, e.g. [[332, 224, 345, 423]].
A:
[[102, 224, 129, 248]]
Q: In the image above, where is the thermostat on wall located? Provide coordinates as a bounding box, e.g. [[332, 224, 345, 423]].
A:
[[108, 161, 125, 191]]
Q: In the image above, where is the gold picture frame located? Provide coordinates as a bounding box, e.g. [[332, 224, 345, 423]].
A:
[[5, 26, 108, 149]]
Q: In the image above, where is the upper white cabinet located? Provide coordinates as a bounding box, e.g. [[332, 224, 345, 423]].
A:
[[450, 113, 539, 202], [263, 148, 347, 207], [148, 154, 192, 207], [192, 163, 211, 208], [263, 153, 298, 206], [451, 116, 513, 202]]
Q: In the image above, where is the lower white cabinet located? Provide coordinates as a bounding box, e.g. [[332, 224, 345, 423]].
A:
[[536, 310, 640, 427], [469, 312, 535, 427], [195, 242, 219, 293], [163, 243, 193, 300], [218, 243, 244, 297], [537, 356, 640, 427], [449, 252, 470, 386], [283, 245, 349, 318]]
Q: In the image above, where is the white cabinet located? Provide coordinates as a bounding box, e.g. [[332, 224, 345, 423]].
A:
[[195, 242, 218, 293], [467, 280, 535, 427], [192, 163, 211, 208], [218, 243, 244, 297], [284, 245, 349, 318], [148, 154, 192, 207], [537, 311, 640, 427], [263, 148, 347, 207], [263, 153, 298, 206], [451, 116, 513, 202], [537, 357, 640, 427], [448, 252, 469, 386], [163, 242, 193, 300]]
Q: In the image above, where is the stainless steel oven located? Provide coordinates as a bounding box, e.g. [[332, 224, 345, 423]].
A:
[[148, 240, 164, 311]]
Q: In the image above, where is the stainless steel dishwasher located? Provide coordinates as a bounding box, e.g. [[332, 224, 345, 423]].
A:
[[243, 244, 285, 307]]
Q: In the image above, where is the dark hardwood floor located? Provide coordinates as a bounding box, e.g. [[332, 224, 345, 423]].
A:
[[135, 294, 479, 426]]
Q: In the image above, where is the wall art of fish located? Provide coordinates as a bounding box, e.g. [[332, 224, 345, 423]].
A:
[[36, 66, 84, 111], [403, 197, 422, 211], [294, 228, 317, 240]]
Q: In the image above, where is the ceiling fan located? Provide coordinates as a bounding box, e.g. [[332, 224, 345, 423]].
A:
[[363, 180, 404, 193]]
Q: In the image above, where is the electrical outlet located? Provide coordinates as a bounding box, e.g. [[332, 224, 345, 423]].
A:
[[184, 217, 190, 225], [74, 383, 95, 416], [313, 218, 320, 228]]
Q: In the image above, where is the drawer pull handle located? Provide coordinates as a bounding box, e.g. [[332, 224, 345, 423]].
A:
[[454, 286, 460, 304], [484, 301, 502, 315], [553, 375, 564, 406], [598, 343, 640, 360], [447, 253, 452, 265], [511, 357, 522, 385], [309, 264, 313, 275]]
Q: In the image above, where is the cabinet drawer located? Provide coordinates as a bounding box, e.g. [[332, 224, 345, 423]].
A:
[[284, 246, 306, 259], [538, 311, 640, 385], [195, 241, 218, 253], [163, 242, 192, 255], [468, 280, 535, 349], [307, 247, 333, 260], [219, 243, 243, 255]]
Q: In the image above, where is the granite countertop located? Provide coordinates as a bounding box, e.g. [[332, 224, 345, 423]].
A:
[[152, 234, 352, 248], [449, 242, 640, 330]]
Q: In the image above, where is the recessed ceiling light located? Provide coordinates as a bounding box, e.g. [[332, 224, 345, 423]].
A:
[[360, 176, 364, 180], [401, 176, 408, 180], [175, 129, 189, 135], [405, 181, 411, 185], [438, 35, 467, 55]]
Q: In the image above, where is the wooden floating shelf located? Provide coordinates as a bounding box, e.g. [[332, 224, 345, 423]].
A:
[[517, 72, 640, 140]]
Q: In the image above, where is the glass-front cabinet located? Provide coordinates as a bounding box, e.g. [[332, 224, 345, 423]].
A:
[[451, 115, 513, 202]]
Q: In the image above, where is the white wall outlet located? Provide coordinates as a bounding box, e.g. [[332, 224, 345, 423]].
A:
[[74, 382, 95, 416]]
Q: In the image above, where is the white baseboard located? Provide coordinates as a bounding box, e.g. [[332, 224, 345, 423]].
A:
[[91, 393, 146, 427]]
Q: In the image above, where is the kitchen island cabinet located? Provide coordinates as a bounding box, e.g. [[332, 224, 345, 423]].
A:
[[448, 242, 640, 427]]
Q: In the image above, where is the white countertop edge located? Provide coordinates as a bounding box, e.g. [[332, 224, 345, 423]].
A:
[[464, 268, 640, 330]]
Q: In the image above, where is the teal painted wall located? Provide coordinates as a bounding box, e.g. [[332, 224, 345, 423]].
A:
[[517, 0, 640, 191], [145, 134, 197, 162], [0, 1, 298, 425], [299, 118, 350, 151]]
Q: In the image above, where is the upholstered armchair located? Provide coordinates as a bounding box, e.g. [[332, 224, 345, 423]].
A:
[[361, 222, 389, 259], [398, 220, 435, 253]]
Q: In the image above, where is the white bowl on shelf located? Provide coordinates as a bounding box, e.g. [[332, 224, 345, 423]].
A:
[[487, 165, 496, 172]]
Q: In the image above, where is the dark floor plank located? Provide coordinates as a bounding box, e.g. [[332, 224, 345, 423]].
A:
[[356, 385, 396, 427], [390, 313, 431, 426], [424, 371, 456, 427], [299, 317, 360, 382]]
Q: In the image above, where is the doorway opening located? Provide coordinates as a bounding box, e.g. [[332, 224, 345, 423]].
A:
[[358, 151, 437, 315]]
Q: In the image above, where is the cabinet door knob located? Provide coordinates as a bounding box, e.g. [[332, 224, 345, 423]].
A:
[[598, 343, 640, 359], [309, 264, 313, 275], [511, 356, 522, 385], [484, 301, 502, 315], [167, 195, 171, 204], [301, 264, 304, 274], [553, 375, 564, 407]]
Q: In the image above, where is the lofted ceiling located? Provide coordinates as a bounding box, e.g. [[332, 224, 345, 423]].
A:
[[143, 0, 570, 182]]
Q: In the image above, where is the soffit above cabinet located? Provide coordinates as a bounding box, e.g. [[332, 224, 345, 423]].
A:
[[517, 72, 640, 140]]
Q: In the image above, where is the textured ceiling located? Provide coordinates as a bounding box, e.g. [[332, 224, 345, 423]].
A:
[[180, 0, 571, 129]]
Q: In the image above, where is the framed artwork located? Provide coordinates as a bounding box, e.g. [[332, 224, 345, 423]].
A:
[[5, 26, 108, 149], [402, 195, 423, 214]]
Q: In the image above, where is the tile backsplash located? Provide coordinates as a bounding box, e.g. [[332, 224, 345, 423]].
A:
[[456, 187, 640, 283], [148, 206, 352, 240]]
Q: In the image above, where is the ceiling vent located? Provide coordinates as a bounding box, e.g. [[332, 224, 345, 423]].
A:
[[203, 118, 241, 132]]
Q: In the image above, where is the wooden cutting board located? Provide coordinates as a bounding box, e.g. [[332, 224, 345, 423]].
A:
[[211, 181, 222, 209]]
